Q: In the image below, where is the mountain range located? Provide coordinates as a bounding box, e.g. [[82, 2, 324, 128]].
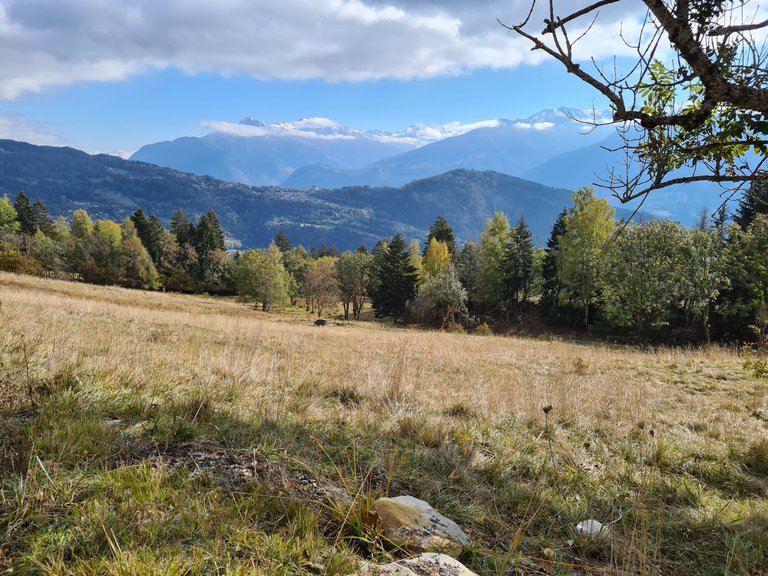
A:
[[131, 109, 613, 186], [0, 139, 581, 250], [129, 108, 727, 225]]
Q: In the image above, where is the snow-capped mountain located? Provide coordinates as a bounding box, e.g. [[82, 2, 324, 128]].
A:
[[131, 108, 613, 188]]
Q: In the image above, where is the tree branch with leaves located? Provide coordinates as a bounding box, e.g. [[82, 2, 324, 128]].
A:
[[502, 0, 768, 203]]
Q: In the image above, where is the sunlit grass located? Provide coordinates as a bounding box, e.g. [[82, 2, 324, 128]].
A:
[[1, 271, 767, 575]]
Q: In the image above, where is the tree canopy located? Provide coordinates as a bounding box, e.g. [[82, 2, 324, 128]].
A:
[[504, 0, 768, 202]]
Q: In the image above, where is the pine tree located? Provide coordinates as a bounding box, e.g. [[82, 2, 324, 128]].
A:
[[455, 240, 482, 310], [425, 216, 456, 254], [371, 234, 419, 323], [30, 199, 52, 235], [540, 209, 567, 323], [170, 209, 194, 246], [501, 216, 535, 315], [13, 192, 34, 234], [274, 230, 291, 253], [195, 210, 226, 259], [734, 177, 768, 230]]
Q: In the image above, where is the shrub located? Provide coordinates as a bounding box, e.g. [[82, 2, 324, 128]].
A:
[[474, 322, 493, 336], [0, 250, 43, 276]]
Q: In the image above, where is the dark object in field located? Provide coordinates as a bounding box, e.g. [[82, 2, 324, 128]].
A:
[[314, 319, 327, 327]]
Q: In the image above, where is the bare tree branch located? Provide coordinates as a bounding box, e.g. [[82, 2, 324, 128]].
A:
[[708, 18, 768, 36], [504, 0, 768, 203], [541, 0, 621, 34]]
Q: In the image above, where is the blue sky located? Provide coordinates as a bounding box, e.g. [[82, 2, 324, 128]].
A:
[[0, 0, 641, 155]]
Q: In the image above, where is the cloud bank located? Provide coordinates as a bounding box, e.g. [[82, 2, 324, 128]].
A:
[[0, 115, 61, 145], [201, 117, 512, 146], [0, 0, 648, 99]]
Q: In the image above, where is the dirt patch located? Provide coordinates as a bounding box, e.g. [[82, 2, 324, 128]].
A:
[[0, 409, 35, 476], [132, 441, 358, 512]]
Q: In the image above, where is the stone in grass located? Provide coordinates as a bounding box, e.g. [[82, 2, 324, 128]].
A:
[[372, 496, 471, 558], [575, 519, 612, 539], [356, 552, 477, 575]]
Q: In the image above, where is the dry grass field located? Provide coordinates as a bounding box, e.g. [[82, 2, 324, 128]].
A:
[[1, 271, 767, 575]]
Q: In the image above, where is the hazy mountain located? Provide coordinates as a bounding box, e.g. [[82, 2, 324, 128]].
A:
[[283, 108, 613, 188], [521, 132, 730, 226], [130, 118, 417, 186], [129, 109, 611, 189], [0, 140, 581, 250]]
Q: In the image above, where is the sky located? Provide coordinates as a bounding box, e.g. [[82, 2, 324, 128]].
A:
[[0, 0, 648, 156]]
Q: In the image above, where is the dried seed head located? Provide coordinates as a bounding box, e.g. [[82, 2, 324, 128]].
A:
[[542, 404, 554, 415]]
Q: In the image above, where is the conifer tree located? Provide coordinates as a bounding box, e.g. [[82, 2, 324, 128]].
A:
[[130, 209, 151, 242], [477, 212, 510, 314], [734, 177, 768, 230], [501, 216, 536, 315], [29, 199, 52, 235], [170, 209, 194, 247], [274, 230, 291, 253], [540, 209, 567, 324], [371, 233, 419, 323], [425, 216, 456, 254], [455, 240, 482, 310], [13, 192, 33, 234], [194, 210, 226, 259]]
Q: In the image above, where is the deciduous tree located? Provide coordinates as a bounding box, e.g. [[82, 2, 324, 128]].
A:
[[234, 246, 291, 311], [557, 189, 615, 326], [422, 238, 452, 277], [477, 212, 510, 314], [336, 251, 372, 320]]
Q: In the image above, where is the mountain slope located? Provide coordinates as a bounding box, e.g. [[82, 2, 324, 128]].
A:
[[522, 133, 729, 225], [130, 109, 611, 189], [130, 119, 416, 185], [284, 110, 612, 188], [0, 140, 579, 249]]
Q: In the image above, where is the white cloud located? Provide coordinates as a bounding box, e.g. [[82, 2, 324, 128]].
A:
[[513, 121, 555, 130], [0, 0, 652, 99], [0, 114, 61, 145], [200, 120, 357, 140], [202, 117, 511, 146]]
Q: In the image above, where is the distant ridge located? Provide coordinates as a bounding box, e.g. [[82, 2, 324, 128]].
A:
[[130, 109, 611, 189], [0, 140, 581, 249]]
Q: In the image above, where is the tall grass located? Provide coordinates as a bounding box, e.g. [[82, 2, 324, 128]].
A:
[[1, 271, 767, 574]]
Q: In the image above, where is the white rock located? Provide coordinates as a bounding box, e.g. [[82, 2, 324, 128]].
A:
[[372, 496, 471, 557], [575, 518, 611, 539], [356, 552, 477, 575]]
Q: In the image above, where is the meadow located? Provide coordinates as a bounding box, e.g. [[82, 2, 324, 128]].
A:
[[1, 271, 767, 575]]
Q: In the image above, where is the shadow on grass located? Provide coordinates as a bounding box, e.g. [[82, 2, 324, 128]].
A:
[[2, 382, 767, 575]]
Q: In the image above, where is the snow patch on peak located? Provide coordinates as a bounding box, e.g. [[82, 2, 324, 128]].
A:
[[239, 118, 267, 127]]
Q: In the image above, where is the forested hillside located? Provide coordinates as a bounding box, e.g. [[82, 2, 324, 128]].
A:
[[0, 140, 576, 250]]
